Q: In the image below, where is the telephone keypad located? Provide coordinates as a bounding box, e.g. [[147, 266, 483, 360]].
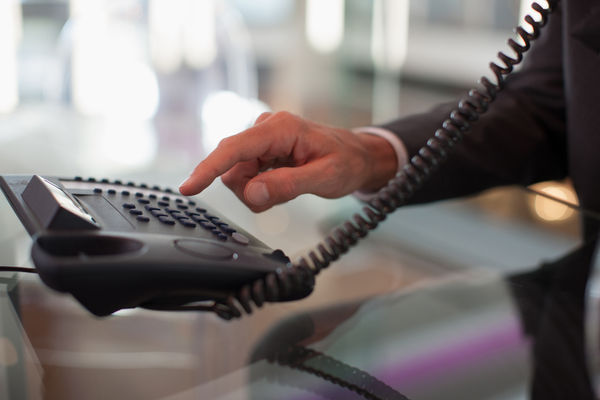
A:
[[112, 183, 246, 242]]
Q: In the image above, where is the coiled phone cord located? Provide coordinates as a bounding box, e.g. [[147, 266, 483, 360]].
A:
[[213, 0, 559, 320]]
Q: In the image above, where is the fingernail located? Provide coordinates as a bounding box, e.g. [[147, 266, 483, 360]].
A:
[[179, 179, 188, 188], [246, 182, 269, 206], [178, 178, 191, 192]]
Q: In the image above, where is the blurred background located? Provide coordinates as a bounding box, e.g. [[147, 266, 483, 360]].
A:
[[0, 0, 580, 266], [0, 4, 588, 398]]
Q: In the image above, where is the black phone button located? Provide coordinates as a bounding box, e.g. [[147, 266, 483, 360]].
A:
[[122, 203, 136, 209], [174, 239, 235, 259], [137, 216, 150, 222], [158, 216, 176, 225], [198, 221, 217, 230]]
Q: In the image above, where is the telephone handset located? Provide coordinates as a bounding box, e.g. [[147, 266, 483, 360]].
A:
[[0, 1, 557, 320]]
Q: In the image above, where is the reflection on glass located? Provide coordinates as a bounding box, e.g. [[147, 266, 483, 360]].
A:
[[0, 274, 43, 400], [246, 239, 598, 400], [529, 182, 578, 222]]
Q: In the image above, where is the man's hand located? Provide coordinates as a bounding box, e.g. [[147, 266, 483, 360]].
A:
[[179, 111, 397, 212]]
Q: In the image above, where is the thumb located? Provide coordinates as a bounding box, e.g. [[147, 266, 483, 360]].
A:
[[243, 161, 332, 211]]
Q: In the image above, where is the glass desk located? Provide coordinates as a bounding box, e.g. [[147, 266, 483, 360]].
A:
[[1, 185, 599, 400]]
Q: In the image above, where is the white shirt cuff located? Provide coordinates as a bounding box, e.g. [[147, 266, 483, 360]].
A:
[[351, 126, 409, 201]]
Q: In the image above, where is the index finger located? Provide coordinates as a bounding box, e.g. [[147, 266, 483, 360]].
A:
[[179, 122, 279, 196]]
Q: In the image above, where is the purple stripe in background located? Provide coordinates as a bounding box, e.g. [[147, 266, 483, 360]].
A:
[[376, 319, 529, 390], [275, 319, 529, 400]]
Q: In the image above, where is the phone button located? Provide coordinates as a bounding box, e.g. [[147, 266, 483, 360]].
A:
[[231, 232, 250, 245], [174, 239, 236, 260]]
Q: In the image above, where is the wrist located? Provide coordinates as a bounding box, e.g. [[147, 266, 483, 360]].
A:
[[355, 132, 399, 193]]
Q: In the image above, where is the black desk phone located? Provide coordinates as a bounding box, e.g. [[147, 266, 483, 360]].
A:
[[0, 175, 313, 318], [0, 1, 556, 320]]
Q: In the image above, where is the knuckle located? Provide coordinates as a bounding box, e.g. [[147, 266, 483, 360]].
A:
[[274, 110, 292, 120], [322, 157, 340, 176], [206, 166, 222, 181], [273, 111, 301, 126], [217, 136, 233, 149], [277, 178, 297, 201], [220, 173, 234, 187], [254, 112, 272, 125]]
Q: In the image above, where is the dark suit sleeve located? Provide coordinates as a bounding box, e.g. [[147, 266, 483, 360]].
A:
[[379, 5, 568, 204]]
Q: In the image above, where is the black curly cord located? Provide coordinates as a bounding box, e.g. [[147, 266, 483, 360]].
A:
[[268, 346, 410, 400], [213, 0, 558, 320]]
